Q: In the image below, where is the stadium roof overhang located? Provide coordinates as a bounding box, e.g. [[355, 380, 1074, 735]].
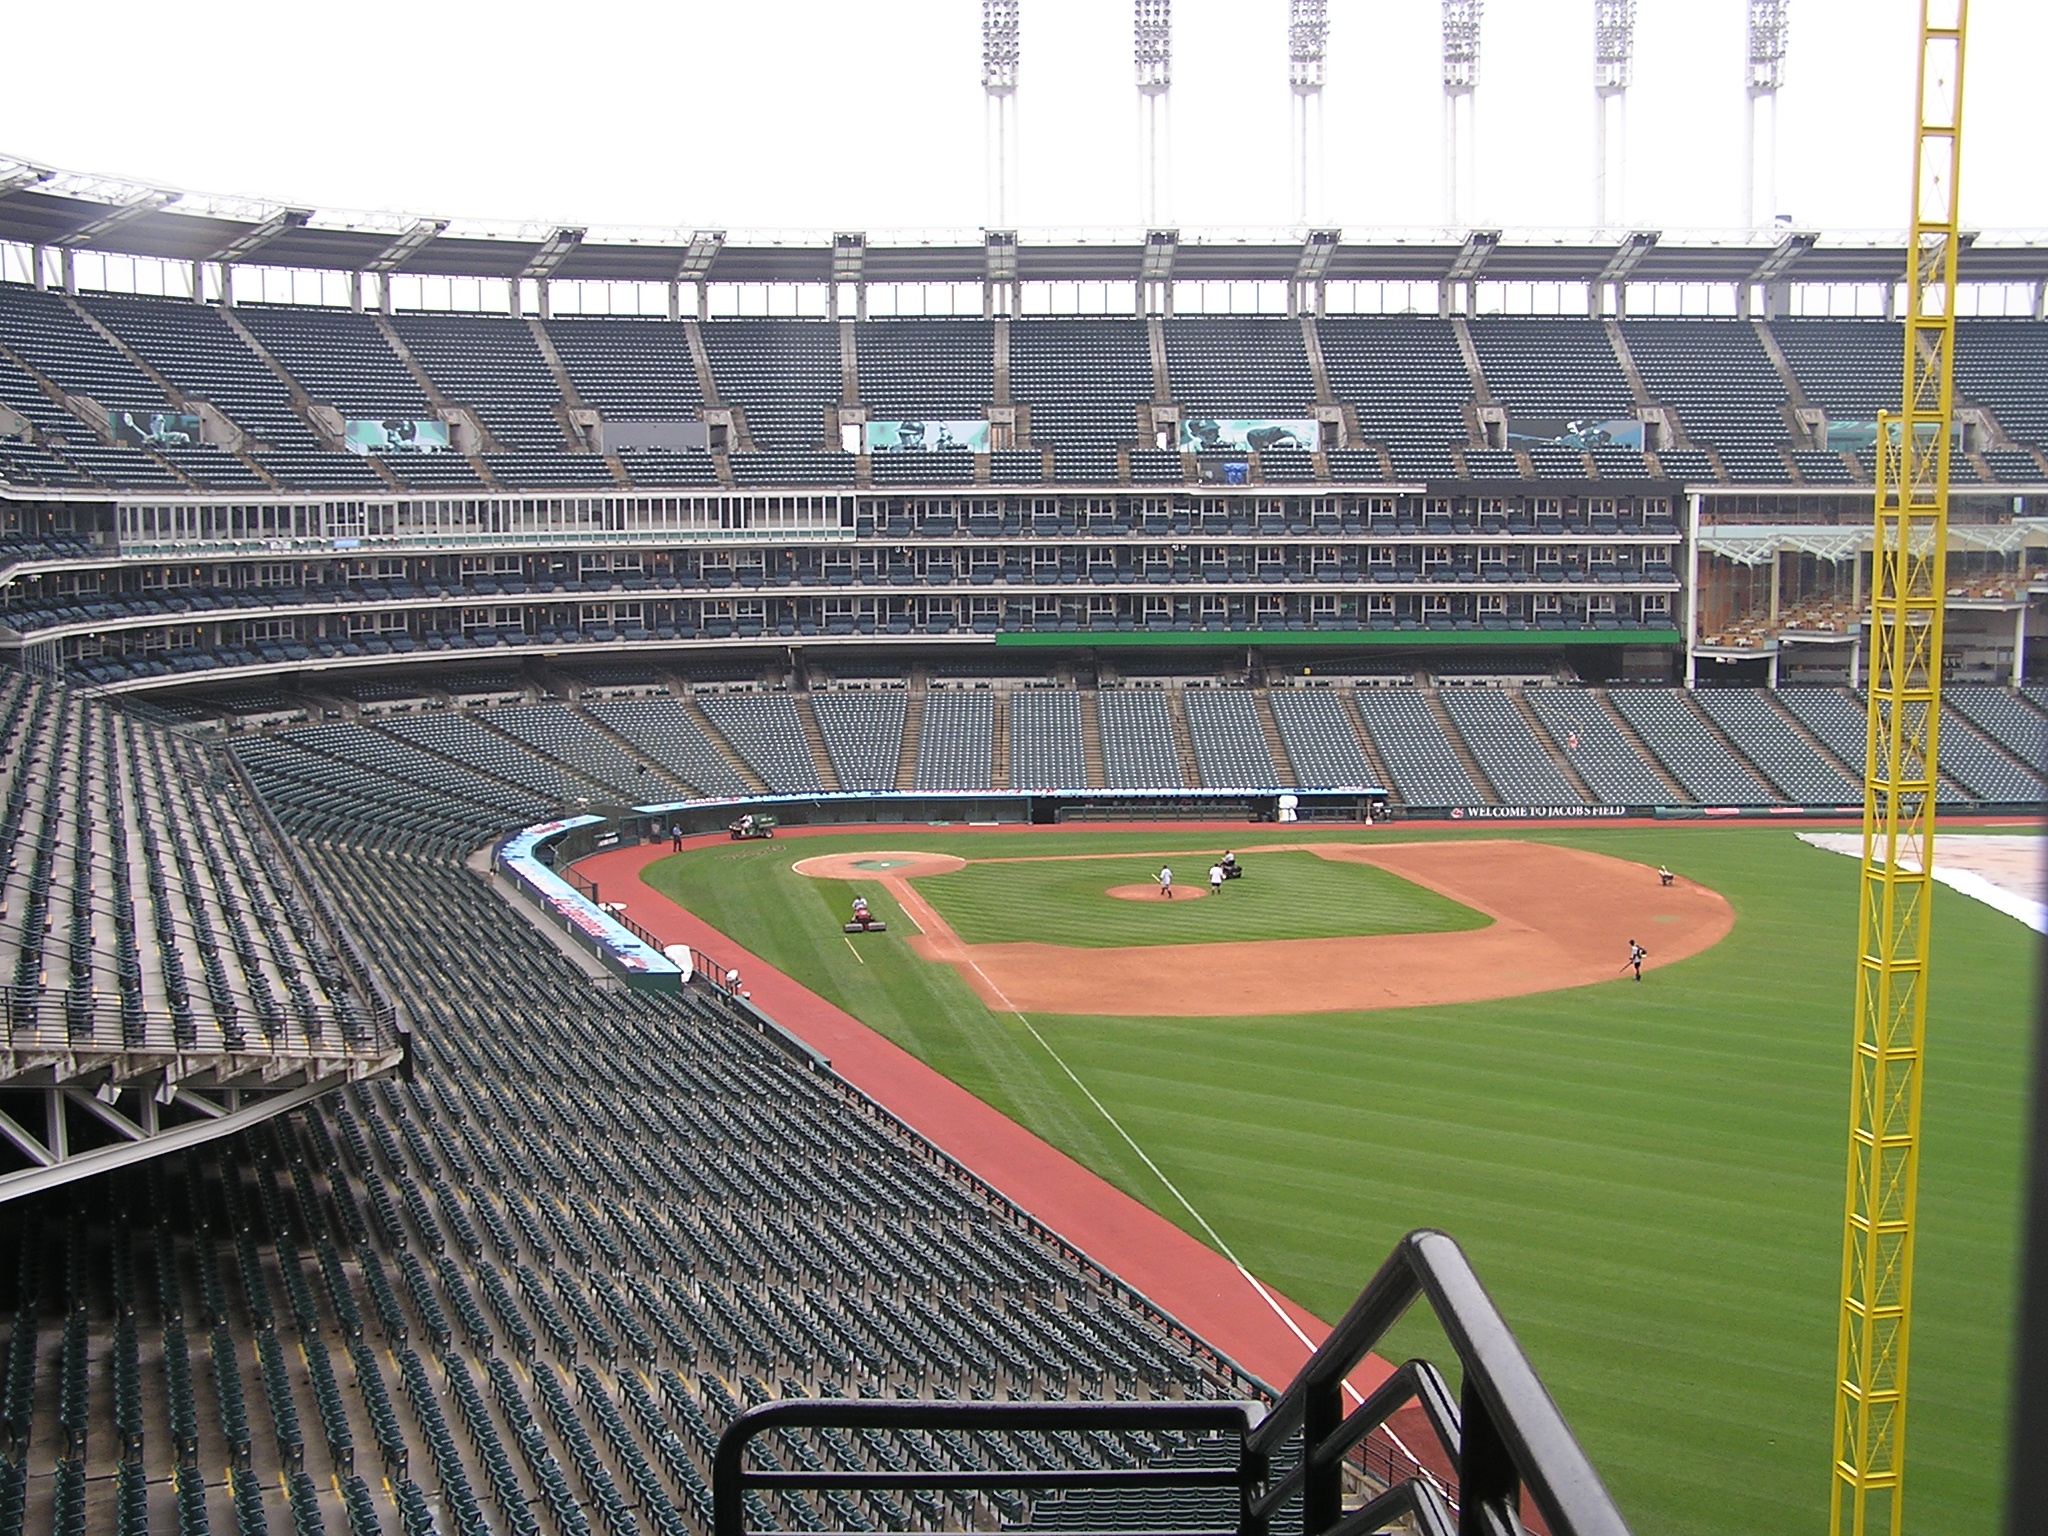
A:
[[4, 158, 2045, 288]]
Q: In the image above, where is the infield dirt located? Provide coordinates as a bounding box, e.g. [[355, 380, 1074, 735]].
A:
[[792, 839, 1733, 1016]]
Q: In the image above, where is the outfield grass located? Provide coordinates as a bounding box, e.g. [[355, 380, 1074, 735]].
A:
[[640, 826, 2030, 1536], [911, 848, 1487, 947]]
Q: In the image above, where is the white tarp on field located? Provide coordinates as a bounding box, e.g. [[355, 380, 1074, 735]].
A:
[[1799, 832, 2048, 933]]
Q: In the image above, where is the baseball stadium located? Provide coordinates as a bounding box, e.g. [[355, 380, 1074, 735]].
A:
[[0, 6, 2041, 1536]]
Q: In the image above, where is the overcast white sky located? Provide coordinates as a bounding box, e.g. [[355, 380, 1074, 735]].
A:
[[2, 0, 2041, 238]]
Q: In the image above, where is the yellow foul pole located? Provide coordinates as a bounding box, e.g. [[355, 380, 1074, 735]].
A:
[[1830, 4, 1966, 1535]]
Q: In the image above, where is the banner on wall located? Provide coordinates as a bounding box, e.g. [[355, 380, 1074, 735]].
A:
[[110, 410, 202, 448], [1504, 418, 1645, 451], [865, 419, 990, 453], [1178, 417, 1319, 454], [344, 418, 453, 455], [1822, 419, 1962, 454]]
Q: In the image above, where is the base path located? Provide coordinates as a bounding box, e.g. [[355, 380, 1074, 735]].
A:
[[575, 832, 1396, 1404], [796, 839, 1735, 1017]]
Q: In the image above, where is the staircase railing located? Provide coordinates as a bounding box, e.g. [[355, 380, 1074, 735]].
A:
[[713, 1228, 1630, 1536]]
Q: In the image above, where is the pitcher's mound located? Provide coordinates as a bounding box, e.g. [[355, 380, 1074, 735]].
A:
[[1107, 883, 1210, 902]]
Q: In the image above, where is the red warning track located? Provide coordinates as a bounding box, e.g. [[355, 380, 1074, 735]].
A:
[[575, 831, 1393, 1403]]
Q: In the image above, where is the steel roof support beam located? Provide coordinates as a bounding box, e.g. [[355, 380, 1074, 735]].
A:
[[1291, 228, 1339, 317], [832, 233, 866, 321], [1442, 228, 1498, 316], [53, 191, 174, 248], [365, 219, 448, 273], [208, 207, 312, 265], [1140, 228, 1177, 316], [1593, 228, 1659, 316], [522, 227, 585, 321], [1742, 228, 1818, 318], [985, 229, 1019, 318]]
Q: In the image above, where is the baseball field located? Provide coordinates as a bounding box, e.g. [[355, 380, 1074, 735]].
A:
[[636, 823, 2032, 1536]]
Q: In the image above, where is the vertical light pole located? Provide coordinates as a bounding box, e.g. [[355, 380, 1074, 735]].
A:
[[1441, 1, 1481, 229], [1289, 1, 1329, 227], [1135, 0, 1173, 227], [1593, 0, 1636, 232], [983, 1, 1020, 230], [1745, 1, 1790, 231]]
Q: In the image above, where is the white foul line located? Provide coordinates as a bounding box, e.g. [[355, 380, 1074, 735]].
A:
[[953, 949, 1364, 1409]]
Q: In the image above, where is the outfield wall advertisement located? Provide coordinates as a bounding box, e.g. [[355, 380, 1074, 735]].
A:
[[1504, 418, 1645, 451], [1178, 417, 1319, 454], [344, 418, 453, 455], [111, 410, 202, 448], [866, 419, 989, 453]]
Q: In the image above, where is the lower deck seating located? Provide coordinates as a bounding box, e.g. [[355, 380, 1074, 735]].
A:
[[0, 815, 1232, 1536], [1603, 689, 1777, 805], [1350, 690, 1485, 807], [694, 694, 824, 792], [914, 690, 994, 791], [1096, 691, 1181, 790], [810, 691, 908, 791], [1009, 689, 1089, 790], [1520, 690, 1672, 805], [1437, 690, 1583, 805], [1266, 690, 1375, 789], [1181, 691, 1280, 788]]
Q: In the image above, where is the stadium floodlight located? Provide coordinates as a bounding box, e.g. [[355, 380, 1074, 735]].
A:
[[1134, 0, 1171, 91], [984, 1, 1021, 227], [1591, 0, 1636, 230], [208, 208, 312, 265], [1747, 0, 1789, 93], [521, 227, 585, 280], [983, 0, 1019, 92], [1441, 1, 1482, 229], [1446, 229, 1498, 284], [365, 219, 448, 274], [1288, 1, 1327, 90], [1289, 2, 1329, 225], [53, 190, 174, 247], [1135, 1, 1172, 226], [1744, 0, 1790, 229]]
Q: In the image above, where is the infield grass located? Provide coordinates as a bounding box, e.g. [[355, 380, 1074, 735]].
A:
[[911, 848, 1487, 947], [640, 825, 2031, 1536]]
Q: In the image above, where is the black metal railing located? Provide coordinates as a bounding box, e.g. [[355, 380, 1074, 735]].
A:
[[713, 1229, 1631, 1536]]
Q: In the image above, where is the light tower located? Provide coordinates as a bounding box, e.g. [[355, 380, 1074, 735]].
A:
[[1592, 0, 1636, 231], [983, 1, 1020, 229], [1288, 1, 1329, 226], [1440, 1, 1481, 229], [1135, 0, 1172, 227], [1744, 0, 1790, 231]]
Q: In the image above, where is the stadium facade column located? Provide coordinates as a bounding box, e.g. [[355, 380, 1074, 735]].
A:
[[1684, 492, 1701, 686]]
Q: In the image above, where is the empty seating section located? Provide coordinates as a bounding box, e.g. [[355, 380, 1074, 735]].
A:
[[1947, 687, 2046, 771], [699, 320, 837, 452], [1008, 320, 1153, 450], [1619, 320, 1790, 464], [1351, 690, 1485, 807], [1690, 690, 1861, 803], [583, 698, 751, 797], [1008, 689, 1089, 790], [695, 694, 824, 791], [79, 291, 386, 492], [237, 306, 433, 419], [1, 793, 1228, 1536], [390, 314, 566, 451], [857, 321, 993, 418], [1163, 320, 1315, 417], [0, 673, 363, 1058], [1181, 691, 1279, 787], [380, 713, 595, 805], [915, 690, 994, 790], [1604, 689, 1775, 804], [1521, 690, 1672, 804], [1437, 690, 1583, 804], [1956, 320, 2048, 449], [1769, 320, 1897, 422], [1267, 690, 1376, 788], [544, 317, 703, 418], [1935, 692, 2045, 802], [1314, 318, 1470, 470], [810, 692, 908, 791], [1096, 690, 1181, 789], [482, 703, 680, 800], [1776, 688, 1872, 774], [1466, 320, 1633, 421]]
